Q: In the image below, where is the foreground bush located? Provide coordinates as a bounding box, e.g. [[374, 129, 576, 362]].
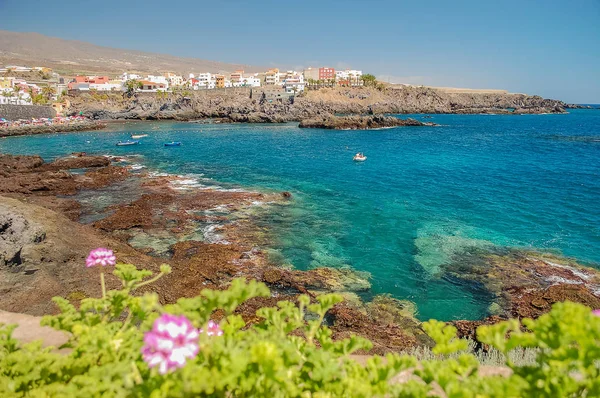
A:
[[0, 255, 599, 397]]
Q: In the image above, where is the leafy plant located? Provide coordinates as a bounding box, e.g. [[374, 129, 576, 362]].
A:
[[478, 302, 600, 397], [124, 79, 143, 97], [0, 251, 598, 397], [361, 74, 377, 87]]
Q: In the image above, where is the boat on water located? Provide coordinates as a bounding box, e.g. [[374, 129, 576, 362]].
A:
[[164, 142, 182, 147], [131, 134, 148, 139], [353, 153, 367, 162], [116, 140, 139, 146]]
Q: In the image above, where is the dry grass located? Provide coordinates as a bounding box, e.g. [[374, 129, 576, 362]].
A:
[[403, 339, 539, 367]]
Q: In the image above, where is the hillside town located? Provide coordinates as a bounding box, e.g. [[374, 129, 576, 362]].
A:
[[0, 64, 368, 113]]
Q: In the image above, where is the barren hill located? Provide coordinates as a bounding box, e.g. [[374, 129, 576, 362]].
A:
[[0, 30, 263, 76]]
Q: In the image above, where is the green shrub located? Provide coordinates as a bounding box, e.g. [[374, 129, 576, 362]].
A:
[[0, 261, 598, 397]]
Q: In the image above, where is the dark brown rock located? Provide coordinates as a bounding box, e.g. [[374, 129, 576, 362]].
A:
[[44, 155, 110, 170], [299, 114, 435, 130], [0, 121, 106, 137]]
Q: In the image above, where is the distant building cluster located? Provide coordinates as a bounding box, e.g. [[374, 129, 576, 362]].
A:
[[0, 63, 365, 111], [0, 66, 67, 106]]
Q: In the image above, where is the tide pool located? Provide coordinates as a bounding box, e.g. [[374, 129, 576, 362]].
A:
[[3, 110, 599, 321]]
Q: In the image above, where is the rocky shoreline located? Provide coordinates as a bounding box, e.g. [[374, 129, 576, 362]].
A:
[[0, 152, 432, 353], [65, 86, 570, 123], [0, 150, 598, 353], [298, 115, 436, 129], [0, 120, 107, 137]]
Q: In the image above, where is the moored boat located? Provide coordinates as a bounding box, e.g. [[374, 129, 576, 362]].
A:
[[116, 140, 139, 146], [131, 134, 148, 139], [164, 141, 182, 147], [353, 153, 367, 162]]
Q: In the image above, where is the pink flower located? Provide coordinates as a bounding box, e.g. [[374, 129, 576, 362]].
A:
[[86, 248, 116, 268], [593, 309, 600, 317], [142, 314, 199, 375], [200, 320, 224, 337]]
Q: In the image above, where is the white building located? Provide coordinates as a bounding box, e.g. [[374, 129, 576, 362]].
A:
[[265, 69, 280, 85], [146, 75, 169, 89], [138, 80, 168, 92], [233, 76, 261, 88], [89, 82, 124, 91], [336, 69, 363, 85], [192, 73, 216, 90], [164, 72, 184, 87], [0, 88, 32, 105], [277, 72, 289, 86], [243, 76, 261, 87], [282, 72, 305, 93], [121, 72, 142, 81], [335, 70, 349, 80]]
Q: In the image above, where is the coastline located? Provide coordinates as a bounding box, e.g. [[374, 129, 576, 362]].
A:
[[0, 120, 107, 137], [0, 152, 433, 353], [63, 86, 570, 123], [1, 85, 589, 139], [1, 143, 599, 353]]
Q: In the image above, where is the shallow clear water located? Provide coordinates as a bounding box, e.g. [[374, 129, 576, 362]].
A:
[[2, 110, 599, 321]]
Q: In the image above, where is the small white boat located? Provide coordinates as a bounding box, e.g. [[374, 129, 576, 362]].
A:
[[116, 140, 139, 147], [353, 153, 367, 162], [131, 134, 148, 139]]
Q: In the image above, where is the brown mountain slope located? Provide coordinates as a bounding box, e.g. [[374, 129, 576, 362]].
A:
[[0, 30, 263, 76]]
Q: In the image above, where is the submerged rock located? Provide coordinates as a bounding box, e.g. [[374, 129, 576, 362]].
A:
[[327, 298, 434, 354], [260, 266, 371, 293], [442, 248, 600, 319], [0, 151, 434, 354]]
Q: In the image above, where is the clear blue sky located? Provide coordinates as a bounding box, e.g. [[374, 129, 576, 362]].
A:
[[1, 0, 599, 103]]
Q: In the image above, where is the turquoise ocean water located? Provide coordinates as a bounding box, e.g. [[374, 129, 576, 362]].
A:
[[2, 110, 599, 321]]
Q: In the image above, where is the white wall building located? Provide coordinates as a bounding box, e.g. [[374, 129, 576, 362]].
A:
[[166, 74, 184, 87], [146, 75, 170, 89], [265, 69, 280, 85], [277, 72, 289, 86], [233, 76, 261, 88], [192, 73, 216, 90], [282, 73, 305, 93], [0, 88, 32, 105], [121, 72, 142, 81], [335, 70, 349, 80], [89, 82, 124, 91], [336, 69, 363, 85], [243, 76, 261, 87]]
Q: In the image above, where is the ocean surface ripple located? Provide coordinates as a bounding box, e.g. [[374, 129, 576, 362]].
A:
[[2, 110, 599, 321]]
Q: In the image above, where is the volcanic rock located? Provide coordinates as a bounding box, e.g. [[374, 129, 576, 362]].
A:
[[298, 114, 435, 130]]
